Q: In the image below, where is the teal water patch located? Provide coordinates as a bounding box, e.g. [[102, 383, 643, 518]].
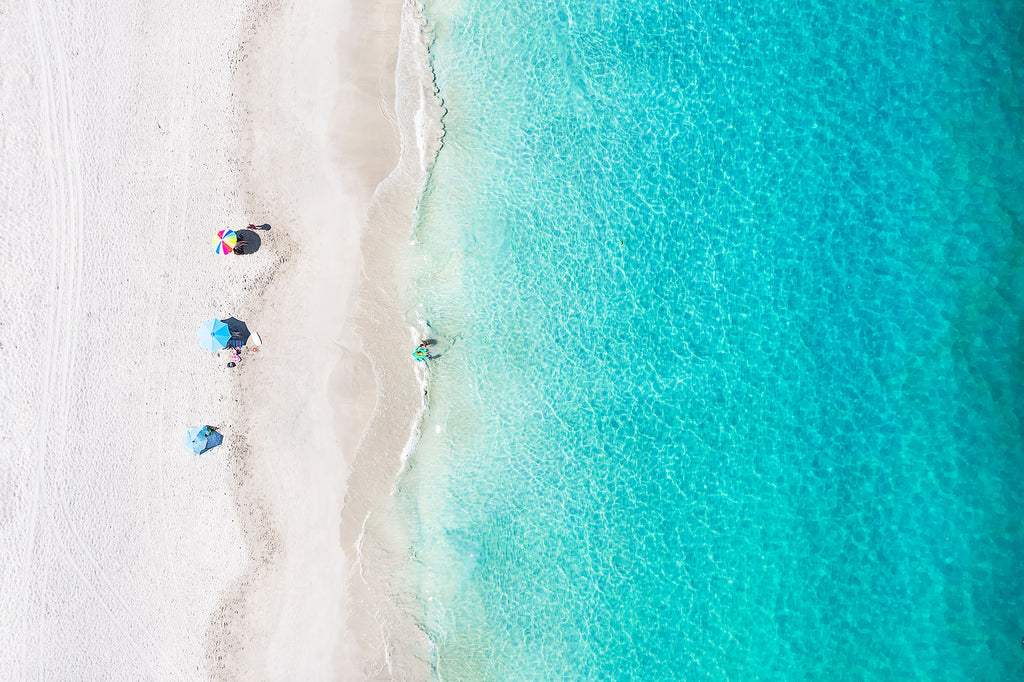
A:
[[405, 0, 1024, 679]]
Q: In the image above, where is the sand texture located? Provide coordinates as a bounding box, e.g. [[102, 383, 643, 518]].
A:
[[0, 0, 254, 677], [0, 0, 434, 678]]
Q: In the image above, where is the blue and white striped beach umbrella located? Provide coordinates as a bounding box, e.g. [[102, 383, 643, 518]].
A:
[[183, 426, 223, 455]]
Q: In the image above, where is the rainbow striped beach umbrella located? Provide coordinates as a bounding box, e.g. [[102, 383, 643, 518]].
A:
[[213, 229, 237, 255]]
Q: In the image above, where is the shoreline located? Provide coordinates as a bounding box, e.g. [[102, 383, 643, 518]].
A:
[[207, 0, 443, 677], [339, 0, 446, 676]]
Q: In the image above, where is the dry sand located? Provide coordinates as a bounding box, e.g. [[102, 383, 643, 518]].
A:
[[0, 0, 440, 678], [1, 0, 255, 677]]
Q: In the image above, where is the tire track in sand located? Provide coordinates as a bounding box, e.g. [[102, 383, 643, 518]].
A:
[[27, 0, 159, 672], [23, 2, 68, 673]]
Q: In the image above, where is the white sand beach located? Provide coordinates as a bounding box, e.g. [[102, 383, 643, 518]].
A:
[[0, 0, 437, 678]]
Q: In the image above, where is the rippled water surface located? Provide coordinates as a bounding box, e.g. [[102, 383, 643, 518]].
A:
[[405, 1, 1024, 679]]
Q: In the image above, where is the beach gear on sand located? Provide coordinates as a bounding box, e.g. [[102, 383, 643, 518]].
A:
[[197, 318, 231, 351], [183, 425, 223, 454], [213, 229, 238, 255]]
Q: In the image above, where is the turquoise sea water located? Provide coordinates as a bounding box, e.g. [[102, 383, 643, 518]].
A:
[[404, 0, 1024, 679]]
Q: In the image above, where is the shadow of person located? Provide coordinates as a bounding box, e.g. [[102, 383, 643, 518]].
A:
[[256, 223, 271, 231], [233, 229, 262, 254], [222, 317, 251, 345]]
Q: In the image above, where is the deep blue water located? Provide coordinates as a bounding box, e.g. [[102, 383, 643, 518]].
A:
[[404, 0, 1024, 679]]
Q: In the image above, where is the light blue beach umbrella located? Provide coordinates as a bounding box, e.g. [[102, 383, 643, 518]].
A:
[[197, 318, 231, 351], [183, 426, 223, 455]]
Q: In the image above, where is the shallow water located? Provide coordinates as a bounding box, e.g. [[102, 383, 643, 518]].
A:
[[405, 0, 1024, 679]]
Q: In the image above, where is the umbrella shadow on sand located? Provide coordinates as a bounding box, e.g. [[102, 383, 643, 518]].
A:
[[223, 317, 251, 346], [233, 229, 262, 255]]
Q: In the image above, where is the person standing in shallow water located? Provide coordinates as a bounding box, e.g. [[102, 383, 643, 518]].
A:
[[413, 342, 435, 362]]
